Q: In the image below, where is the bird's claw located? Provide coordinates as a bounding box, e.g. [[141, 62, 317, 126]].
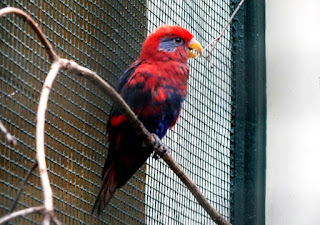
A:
[[151, 133, 170, 160], [151, 133, 161, 149], [152, 145, 169, 160]]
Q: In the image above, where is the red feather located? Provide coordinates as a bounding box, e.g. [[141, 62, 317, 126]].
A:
[[110, 115, 127, 126]]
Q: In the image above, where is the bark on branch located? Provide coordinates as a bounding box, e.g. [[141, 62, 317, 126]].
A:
[[0, 206, 45, 225]]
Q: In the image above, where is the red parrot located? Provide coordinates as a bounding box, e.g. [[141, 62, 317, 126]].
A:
[[92, 25, 203, 215]]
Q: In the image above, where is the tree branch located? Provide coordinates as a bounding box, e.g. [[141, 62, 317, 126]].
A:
[[35, 60, 62, 215], [0, 205, 61, 225], [0, 120, 17, 146], [0, 206, 45, 225]]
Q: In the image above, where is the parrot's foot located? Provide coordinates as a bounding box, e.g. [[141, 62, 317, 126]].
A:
[[151, 133, 170, 160]]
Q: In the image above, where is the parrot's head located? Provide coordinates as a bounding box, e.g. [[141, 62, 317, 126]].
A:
[[139, 25, 203, 62]]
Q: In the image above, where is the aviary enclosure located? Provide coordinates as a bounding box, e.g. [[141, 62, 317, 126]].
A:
[[0, 0, 265, 224]]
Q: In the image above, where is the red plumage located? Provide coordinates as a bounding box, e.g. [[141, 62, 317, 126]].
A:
[[92, 25, 202, 215]]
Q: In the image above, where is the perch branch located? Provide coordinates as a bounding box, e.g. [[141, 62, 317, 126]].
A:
[[0, 120, 17, 146], [36, 60, 61, 215], [204, 0, 245, 67], [0, 206, 45, 225]]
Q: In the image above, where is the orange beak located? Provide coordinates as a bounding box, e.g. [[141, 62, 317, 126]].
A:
[[188, 38, 203, 58]]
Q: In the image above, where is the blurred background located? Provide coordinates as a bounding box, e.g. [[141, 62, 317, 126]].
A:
[[266, 0, 320, 224]]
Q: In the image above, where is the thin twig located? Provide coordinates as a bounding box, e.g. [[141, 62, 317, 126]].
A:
[[0, 120, 17, 146], [0, 7, 58, 62], [9, 161, 38, 214], [204, 0, 245, 67], [0, 206, 45, 225]]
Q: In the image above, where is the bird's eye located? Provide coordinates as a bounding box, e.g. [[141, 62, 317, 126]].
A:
[[174, 37, 182, 43]]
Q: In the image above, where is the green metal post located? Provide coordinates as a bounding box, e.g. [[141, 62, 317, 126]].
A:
[[231, 0, 266, 224]]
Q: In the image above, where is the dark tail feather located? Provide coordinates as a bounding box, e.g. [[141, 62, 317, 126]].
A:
[[92, 168, 117, 216]]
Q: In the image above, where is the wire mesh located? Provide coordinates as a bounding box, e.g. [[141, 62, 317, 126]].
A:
[[0, 0, 233, 224]]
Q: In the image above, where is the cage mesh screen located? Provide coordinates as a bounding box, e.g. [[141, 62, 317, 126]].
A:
[[0, 0, 233, 224]]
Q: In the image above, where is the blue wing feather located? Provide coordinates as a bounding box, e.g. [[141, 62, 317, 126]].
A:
[[116, 60, 144, 92]]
